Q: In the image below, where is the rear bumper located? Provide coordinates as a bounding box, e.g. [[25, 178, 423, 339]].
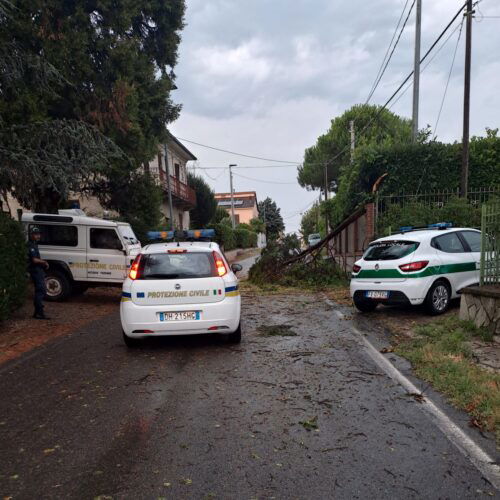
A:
[[120, 297, 241, 338], [350, 277, 434, 306]]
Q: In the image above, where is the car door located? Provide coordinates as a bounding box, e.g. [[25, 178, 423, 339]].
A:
[[87, 227, 127, 281], [432, 231, 473, 296], [458, 230, 481, 287]]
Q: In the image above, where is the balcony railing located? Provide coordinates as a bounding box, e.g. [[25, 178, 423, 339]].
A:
[[160, 175, 196, 208]]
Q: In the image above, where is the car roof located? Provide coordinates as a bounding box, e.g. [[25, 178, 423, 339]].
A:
[[22, 212, 118, 227], [141, 241, 220, 254], [373, 228, 480, 243]]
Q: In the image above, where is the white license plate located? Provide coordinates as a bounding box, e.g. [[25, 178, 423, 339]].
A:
[[159, 311, 201, 322], [365, 291, 389, 299]]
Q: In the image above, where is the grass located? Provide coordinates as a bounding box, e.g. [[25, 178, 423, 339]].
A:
[[396, 316, 499, 442]]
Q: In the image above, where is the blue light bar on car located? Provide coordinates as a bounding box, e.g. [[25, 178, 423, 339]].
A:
[[428, 222, 453, 229], [399, 226, 413, 232], [146, 229, 216, 241]]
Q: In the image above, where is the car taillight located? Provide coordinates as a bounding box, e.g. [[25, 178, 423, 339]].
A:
[[399, 260, 429, 272], [212, 251, 227, 277], [352, 264, 361, 273], [168, 248, 187, 254], [129, 255, 142, 280]]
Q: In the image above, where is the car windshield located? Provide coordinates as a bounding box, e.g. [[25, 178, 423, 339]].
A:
[[363, 240, 419, 261], [308, 234, 320, 241], [118, 225, 140, 245], [140, 252, 217, 280]]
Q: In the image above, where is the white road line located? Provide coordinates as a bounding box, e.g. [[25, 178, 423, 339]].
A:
[[326, 300, 500, 490]]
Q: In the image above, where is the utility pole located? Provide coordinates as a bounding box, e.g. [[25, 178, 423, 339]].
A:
[[229, 164, 237, 229], [349, 120, 356, 163], [412, 0, 422, 142], [324, 163, 329, 233], [461, 0, 473, 198], [164, 143, 175, 230]]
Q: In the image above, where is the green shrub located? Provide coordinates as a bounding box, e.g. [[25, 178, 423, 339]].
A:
[[0, 213, 27, 321], [234, 228, 257, 248], [377, 197, 482, 235], [207, 223, 236, 251]]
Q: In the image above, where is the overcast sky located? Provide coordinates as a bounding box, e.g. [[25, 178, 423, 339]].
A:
[[170, 0, 500, 233]]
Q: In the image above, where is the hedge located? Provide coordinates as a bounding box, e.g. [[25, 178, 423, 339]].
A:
[[326, 135, 500, 227], [207, 223, 257, 251], [0, 213, 27, 321]]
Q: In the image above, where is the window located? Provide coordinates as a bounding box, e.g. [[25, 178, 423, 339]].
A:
[[90, 228, 123, 250], [363, 240, 419, 261], [460, 231, 481, 252], [432, 232, 466, 253], [175, 163, 180, 179], [139, 253, 217, 280], [31, 224, 78, 247]]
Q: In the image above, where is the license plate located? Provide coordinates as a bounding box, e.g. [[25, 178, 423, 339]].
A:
[[365, 291, 389, 299], [159, 311, 201, 322]]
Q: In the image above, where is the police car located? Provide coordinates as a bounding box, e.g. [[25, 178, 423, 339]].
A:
[[350, 224, 481, 315], [120, 233, 242, 347]]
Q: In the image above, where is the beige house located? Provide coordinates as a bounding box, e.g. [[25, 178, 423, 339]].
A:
[[2, 135, 197, 230], [215, 191, 259, 225]]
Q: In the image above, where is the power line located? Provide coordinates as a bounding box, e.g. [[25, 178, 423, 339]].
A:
[[366, 0, 416, 103], [233, 172, 297, 185], [388, 18, 464, 110], [320, 0, 469, 168], [366, 0, 411, 103], [433, 19, 465, 138], [173, 136, 301, 164]]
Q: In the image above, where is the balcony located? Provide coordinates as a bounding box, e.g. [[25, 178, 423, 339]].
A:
[[161, 175, 196, 209]]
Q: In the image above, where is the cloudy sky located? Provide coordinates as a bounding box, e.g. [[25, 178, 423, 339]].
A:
[[170, 0, 500, 233]]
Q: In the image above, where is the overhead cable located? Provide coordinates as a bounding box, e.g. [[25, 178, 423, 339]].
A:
[[366, 0, 415, 103]]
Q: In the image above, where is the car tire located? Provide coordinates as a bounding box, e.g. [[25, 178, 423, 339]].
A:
[[425, 280, 450, 315], [123, 330, 142, 348], [223, 323, 242, 344], [44, 270, 71, 302], [353, 296, 378, 312]]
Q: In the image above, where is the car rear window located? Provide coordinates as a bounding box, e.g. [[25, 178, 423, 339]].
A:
[[363, 240, 419, 261], [138, 252, 217, 280]]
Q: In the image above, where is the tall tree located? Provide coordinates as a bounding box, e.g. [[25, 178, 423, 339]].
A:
[[0, 0, 185, 212], [258, 197, 284, 239], [187, 173, 217, 228], [297, 104, 412, 193]]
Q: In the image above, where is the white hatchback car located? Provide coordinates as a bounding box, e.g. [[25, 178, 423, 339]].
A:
[[120, 241, 242, 347], [350, 225, 481, 315]]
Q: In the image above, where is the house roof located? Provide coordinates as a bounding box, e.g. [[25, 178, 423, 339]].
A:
[[168, 135, 197, 161]]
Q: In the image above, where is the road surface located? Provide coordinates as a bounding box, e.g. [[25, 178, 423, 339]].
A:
[[0, 290, 497, 499]]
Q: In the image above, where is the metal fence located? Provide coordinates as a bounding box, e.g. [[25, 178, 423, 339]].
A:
[[480, 200, 500, 286], [377, 187, 500, 215]]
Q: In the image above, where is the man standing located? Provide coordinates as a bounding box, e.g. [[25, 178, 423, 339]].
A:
[[28, 227, 50, 320]]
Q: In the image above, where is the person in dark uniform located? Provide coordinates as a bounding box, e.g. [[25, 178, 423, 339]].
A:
[[28, 227, 50, 320]]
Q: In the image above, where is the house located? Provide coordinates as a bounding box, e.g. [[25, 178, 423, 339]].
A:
[[214, 191, 259, 225], [146, 135, 197, 230], [2, 135, 197, 230]]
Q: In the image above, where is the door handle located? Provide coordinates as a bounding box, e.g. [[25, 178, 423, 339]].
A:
[[89, 259, 99, 263]]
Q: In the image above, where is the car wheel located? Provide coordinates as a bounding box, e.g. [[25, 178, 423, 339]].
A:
[[45, 270, 71, 302], [425, 280, 450, 315], [353, 296, 378, 312], [123, 330, 142, 348], [223, 323, 242, 344]]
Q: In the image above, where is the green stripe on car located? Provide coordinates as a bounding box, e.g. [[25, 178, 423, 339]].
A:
[[354, 262, 476, 279]]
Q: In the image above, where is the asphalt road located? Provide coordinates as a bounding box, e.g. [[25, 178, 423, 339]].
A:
[[0, 291, 497, 499]]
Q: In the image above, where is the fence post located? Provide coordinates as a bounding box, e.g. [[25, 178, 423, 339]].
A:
[[480, 203, 486, 286]]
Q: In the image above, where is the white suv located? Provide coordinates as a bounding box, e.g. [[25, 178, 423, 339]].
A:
[[22, 210, 141, 301], [350, 225, 481, 315], [120, 241, 242, 347]]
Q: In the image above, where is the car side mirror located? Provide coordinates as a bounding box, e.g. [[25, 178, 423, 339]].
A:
[[231, 263, 243, 273]]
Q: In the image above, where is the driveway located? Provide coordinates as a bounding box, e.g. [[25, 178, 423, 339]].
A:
[[0, 290, 497, 498]]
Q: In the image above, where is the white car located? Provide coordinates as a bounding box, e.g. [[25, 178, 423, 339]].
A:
[[308, 233, 321, 247], [350, 225, 481, 315], [120, 241, 242, 347]]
